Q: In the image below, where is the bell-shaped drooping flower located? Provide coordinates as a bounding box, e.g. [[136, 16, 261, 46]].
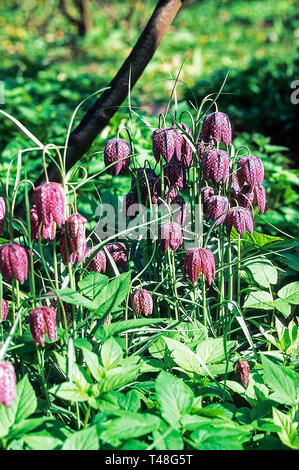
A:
[[124, 191, 139, 219], [43, 291, 74, 326], [237, 155, 264, 187], [131, 289, 153, 316], [197, 134, 215, 161], [201, 186, 215, 211], [1, 299, 8, 322], [0, 242, 28, 284], [171, 195, 187, 225], [0, 197, 5, 236], [86, 249, 106, 274], [205, 195, 228, 226], [152, 127, 181, 163], [104, 138, 131, 176], [106, 242, 127, 270], [30, 205, 54, 242], [174, 123, 193, 167], [202, 149, 230, 184], [34, 182, 65, 228], [226, 206, 253, 236], [66, 213, 87, 258], [163, 160, 186, 190], [29, 306, 57, 347], [160, 222, 183, 253], [59, 230, 87, 266], [237, 184, 266, 214], [183, 248, 215, 285], [0, 361, 16, 408], [202, 111, 232, 147], [235, 359, 250, 388]]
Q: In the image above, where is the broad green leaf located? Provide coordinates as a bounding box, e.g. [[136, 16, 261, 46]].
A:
[[190, 425, 248, 450], [78, 273, 109, 300], [155, 370, 193, 427], [243, 290, 273, 310], [101, 337, 123, 369], [92, 365, 140, 397], [123, 390, 141, 412], [82, 348, 104, 381], [244, 258, 278, 287], [0, 375, 37, 438], [8, 418, 48, 440], [153, 424, 184, 450], [49, 382, 91, 402], [278, 282, 299, 305], [273, 408, 299, 449], [56, 288, 94, 308], [92, 271, 131, 313], [52, 351, 92, 390], [62, 426, 99, 450], [163, 337, 202, 374], [274, 298, 291, 317], [100, 413, 161, 444], [23, 434, 62, 450], [262, 355, 299, 406], [196, 338, 235, 364]]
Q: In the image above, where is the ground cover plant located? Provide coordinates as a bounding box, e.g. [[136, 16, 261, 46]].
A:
[[0, 75, 298, 451]]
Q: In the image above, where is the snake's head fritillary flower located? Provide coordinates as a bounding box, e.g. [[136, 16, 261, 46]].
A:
[[131, 289, 153, 317], [201, 186, 215, 211], [29, 306, 57, 347], [106, 242, 128, 270], [104, 138, 131, 176], [226, 206, 253, 236], [171, 195, 187, 225], [66, 213, 87, 256], [86, 249, 107, 274], [30, 205, 54, 242], [59, 230, 87, 266], [183, 248, 215, 285], [163, 160, 186, 190], [202, 149, 230, 185], [202, 111, 232, 147], [197, 135, 215, 161], [160, 222, 183, 253], [124, 191, 139, 219], [237, 184, 266, 214], [173, 123, 193, 167], [34, 182, 65, 228], [237, 155, 264, 187], [234, 359, 250, 388], [152, 127, 181, 163], [205, 195, 228, 226], [1, 299, 8, 322], [0, 361, 16, 408], [0, 242, 28, 284], [0, 197, 5, 236], [43, 292, 74, 326]]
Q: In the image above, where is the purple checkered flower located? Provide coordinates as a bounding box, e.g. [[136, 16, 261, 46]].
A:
[[29, 306, 57, 347], [201, 186, 215, 211], [34, 182, 65, 228], [235, 359, 250, 388], [131, 289, 153, 317], [203, 149, 230, 184], [237, 155, 264, 187], [205, 195, 229, 226], [0, 361, 16, 408], [0, 242, 28, 284], [0, 197, 5, 235], [202, 111, 232, 147], [237, 184, 266, 214], [163, 160, 186, 190], [104, 138, 131, 176], [171, 195, 187, 225], [160, 222, 183, 252], [226, 206, 253, 236], [183, 248, 215, 285], [152, 127, 181, 163]]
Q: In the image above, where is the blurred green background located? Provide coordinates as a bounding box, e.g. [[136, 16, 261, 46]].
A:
[[0, 0, 298, 240]]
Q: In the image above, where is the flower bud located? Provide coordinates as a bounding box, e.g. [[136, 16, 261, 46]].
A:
[[160, 222, 183, 252], [202, 111, 232, 147], [234, 359, 250, 387], [29, 306, 57, 347], [0, 361, 16, 408], [131, 289, 153, 316], [183, 248, 215, 285], [34, 182, 65, 228], [104, 138, 131, 176], [0, 242, 28, 284]]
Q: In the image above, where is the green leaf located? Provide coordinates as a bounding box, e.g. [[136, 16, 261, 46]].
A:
[[273, 408, 299, 449], [62, 426, 99, 450], [23, 434, 62, 450], [101, 337, 123, 369], [95, 318, 164, 341], [243, 290, 273, 310], [82, 348, 104, 381], [0, 375, 37, 438], [244, 258, 278, 287], [262, 355, 299, 406], [100, 413, 161, 444], [78, 272, 109, 300], [163, 337, 202, 374], [92, 365, 140, 397], [196, 338, 235, 364], [92, 271, 131, 313], [278, 282, 299, 305], [155, 371, 194, 428], [49, 382, 91, 402], [56, 288, 94, 308], [274, 298, 291, 317]]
